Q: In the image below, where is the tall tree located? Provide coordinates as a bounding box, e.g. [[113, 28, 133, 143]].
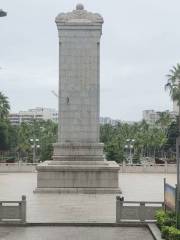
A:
[[165, 64, 180, 123], [165, 63, 180, 228], [0, 121, 9, 151], [0, 92, 10, 120], [156, 112, 172, 131], [0, 92, 10, 159]]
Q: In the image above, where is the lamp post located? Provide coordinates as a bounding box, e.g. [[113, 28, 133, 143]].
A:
[[0, 9, 7, 17], [30, 138, 40, 163], [124, 139, 135, 164]]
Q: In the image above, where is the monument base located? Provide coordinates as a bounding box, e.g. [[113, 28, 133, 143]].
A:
[[35, 143, 121, 194], [34, 187, 120, 194], [35, 160, 121, 194]]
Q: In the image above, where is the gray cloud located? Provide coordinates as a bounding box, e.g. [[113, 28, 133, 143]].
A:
[[0, 0, 179, 121]]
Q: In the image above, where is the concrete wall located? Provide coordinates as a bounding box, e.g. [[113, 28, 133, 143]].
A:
[[0, 163, 176, 173], [0, 163, 36, 172], [0, 195, 26, 223], [119, 164, 176, 174], [116, 198, 163, 222]]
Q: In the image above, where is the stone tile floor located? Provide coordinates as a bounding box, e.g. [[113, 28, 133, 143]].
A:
[[0, 226, 154, 240], [0, 173, 176, 223]]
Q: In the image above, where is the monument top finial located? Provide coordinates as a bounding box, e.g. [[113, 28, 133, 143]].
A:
[[76, 3, 84, 10], [55, 4, 103, 25]]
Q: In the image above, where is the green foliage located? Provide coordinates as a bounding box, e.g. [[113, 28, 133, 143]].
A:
[[155, 210, 176, 229], [0, 92, 11, 155], [39, 120, 57, 161], [7, 124, 18, 149], [0, 92, 10, 120], [156, 112, 172, 130], [132, 151, 141, 163], [0, 121, 9, 151], [40, 144, 53, 161], [155, 209, 167, 229], [162, 226, 180, 240], [104, 142, 124, 162], [164, 120, 179, 161], [0, 91, 59, 162], [155, 210, 179, 240], [165, 63, 180, 106], [2, 119, 58, 162], [0, 120, 19, 161], [1, 116, 177, 163], [161, 226, 171, 239], [100, 120, 171, 163]]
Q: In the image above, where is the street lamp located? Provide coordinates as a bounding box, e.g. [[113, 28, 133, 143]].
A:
[[30, 138, 40, 163], [124, 139, 135, 164], [0, 9, 7, 17]]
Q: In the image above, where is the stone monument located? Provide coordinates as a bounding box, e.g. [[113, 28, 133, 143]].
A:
[[35, 4, 120, 193]]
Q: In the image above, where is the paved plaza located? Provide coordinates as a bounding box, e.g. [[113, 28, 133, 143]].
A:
[[0, 172, 176, 223], [0, 226, 154, 240]]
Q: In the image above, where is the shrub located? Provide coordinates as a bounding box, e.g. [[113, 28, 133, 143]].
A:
[[164, 218, 176, 227], [155, 209, 176, 229], [161, 226, 171, 239], [155, 210, 180, 240], [168, 226, 180, 240], [155, 209, 167, 229], [161, 226, 180, 240]]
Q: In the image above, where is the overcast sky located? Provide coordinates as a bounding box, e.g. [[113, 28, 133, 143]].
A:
[[0, 0, 180, 121]]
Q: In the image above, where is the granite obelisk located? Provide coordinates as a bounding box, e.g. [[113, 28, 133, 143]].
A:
[[35, 4, 120, 193]]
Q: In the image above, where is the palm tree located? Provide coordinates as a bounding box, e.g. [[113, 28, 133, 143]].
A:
[[156, 112, 172, 132], [166, 64, 180, 228], [165, 64, 180, 111], [0, 92, 10, 120]]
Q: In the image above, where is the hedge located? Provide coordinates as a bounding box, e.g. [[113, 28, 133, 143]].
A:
[[155, 209, 180, 240]]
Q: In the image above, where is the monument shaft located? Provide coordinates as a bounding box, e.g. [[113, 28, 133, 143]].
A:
[[58, 26, 101, 143]]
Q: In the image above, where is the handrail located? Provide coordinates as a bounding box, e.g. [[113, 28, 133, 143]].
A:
[[0, 201, 23, 203], [122, 201, 163, 204], [116, 197, 164, 222], [0, 195, 26, 223]]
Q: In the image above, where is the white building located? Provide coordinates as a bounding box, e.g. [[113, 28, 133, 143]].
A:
[[9, 107, 58, 125], [142, 110, 176, 125], [100, 117, 120, 125]]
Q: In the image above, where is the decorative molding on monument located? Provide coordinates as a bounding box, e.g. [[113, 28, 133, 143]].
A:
[[55, 3, 103, 24], [53, 143, 104, 148]]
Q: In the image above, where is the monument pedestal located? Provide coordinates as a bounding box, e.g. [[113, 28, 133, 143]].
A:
[[35, 143, 120, 194]]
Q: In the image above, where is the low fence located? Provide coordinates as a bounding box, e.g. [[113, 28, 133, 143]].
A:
[[0, 163, 176, 173], [119, 163, 176, 173], [116, 196, 163, 222], [0, 195, 26, 224], [0, 163, 37, 172]]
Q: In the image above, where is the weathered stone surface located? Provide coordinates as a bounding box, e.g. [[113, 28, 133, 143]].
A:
[[35, 4, 120, 194], [55, 3, 103, 25], [35, 160, 120, 193], [53, 143, 104, 157], [0, 226, 154, 240]]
